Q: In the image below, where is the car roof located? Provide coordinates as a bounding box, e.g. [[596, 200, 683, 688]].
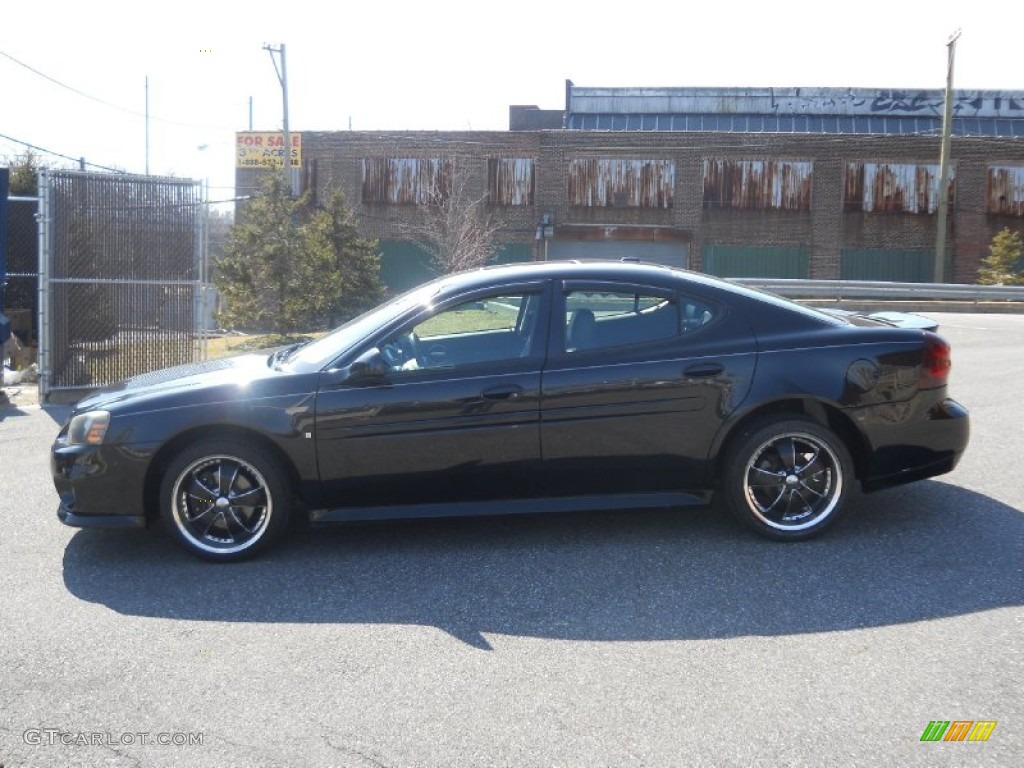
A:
[[432, 259, 843, 328], [440, 259, 718, 292]]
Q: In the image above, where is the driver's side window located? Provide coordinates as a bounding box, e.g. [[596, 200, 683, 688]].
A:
[[379, 292, 539, 374]]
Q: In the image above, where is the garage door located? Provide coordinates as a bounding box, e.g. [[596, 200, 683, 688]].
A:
[[547, 240, 688, 268]]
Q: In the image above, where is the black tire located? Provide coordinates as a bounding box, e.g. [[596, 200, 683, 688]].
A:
[[159, 439, 291, 562], [722, 417, 853, 541]]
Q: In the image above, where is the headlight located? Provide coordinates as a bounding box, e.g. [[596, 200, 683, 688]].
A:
[[67, 411, 111, 445]]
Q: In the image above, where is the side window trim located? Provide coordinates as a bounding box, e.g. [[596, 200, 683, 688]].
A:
[[561, 279, 677, 299]]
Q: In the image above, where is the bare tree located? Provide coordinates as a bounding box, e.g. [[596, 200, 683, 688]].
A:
[[2, 149, 45, 195], [402, 157, 502, 274]]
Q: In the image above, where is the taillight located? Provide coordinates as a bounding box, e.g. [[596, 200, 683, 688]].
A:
[[920, 331, 951, 389]]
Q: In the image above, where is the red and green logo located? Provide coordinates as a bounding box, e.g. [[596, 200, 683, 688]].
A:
[[920, 721, 997, 742]]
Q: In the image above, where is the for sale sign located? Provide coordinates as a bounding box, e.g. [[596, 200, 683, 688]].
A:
[[236, 132, 302, 169]]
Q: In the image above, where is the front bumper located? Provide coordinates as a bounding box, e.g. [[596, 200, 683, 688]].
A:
[[57, 504, 146, 529], [51, 439, 158, 528]]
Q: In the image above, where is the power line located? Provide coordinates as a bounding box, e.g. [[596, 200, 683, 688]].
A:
[[0, 131, 126, 173], [0, 49, 236, 131], [1, 132, 241, 183]]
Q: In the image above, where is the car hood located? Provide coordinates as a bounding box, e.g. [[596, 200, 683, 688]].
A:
[[74, 354, 279, 412]]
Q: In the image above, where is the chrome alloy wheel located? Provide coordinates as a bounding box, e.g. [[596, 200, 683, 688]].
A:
[[170, 454, 272, 555], [742, 432, 843, 532]]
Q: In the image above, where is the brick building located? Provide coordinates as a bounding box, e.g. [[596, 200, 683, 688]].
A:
[[236, 84, 1024, 292]]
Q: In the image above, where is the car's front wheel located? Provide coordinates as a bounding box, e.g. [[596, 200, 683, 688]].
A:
[[722, 418, 853, 541], [160, 440, 290, 562]]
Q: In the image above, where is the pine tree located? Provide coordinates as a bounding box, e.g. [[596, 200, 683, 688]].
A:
[[216, 176, 383, 334], [313, 190, 386, 324], [978, 227, 1024, 285]]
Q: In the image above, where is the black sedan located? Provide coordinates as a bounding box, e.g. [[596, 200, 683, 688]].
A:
[[52, 261, 969, 561]]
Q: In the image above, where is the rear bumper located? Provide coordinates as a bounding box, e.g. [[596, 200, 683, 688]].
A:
[[860, 397, 969, 493]]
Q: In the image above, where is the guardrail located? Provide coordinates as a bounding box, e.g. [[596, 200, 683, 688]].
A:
[[728, 278, 1024, 303]]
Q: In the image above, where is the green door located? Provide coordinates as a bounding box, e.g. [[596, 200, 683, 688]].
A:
[[702, 245, 809, 278], [840, 249, 934, 283]]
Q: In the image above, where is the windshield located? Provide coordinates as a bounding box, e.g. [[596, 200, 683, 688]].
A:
[[282, 282, 443, 372]]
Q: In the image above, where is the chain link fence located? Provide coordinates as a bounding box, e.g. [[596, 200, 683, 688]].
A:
[[2, 196, 39, 347], [40, 170, 204, 396]]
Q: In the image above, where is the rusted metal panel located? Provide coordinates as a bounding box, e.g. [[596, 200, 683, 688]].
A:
[[567, 158, 674, 208], [844, 162, 955, 214], [487, 158, 534, 206], [570, 86, 1024, 118], [702, 159, 813, 211], [987, 166, 1024, 216], [361, 158, 387, 202], [362, 158, 452, 204]]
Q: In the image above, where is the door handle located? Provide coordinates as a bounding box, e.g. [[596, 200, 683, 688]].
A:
[[683, 362, 724, 378], [481, 385, 523, 400]]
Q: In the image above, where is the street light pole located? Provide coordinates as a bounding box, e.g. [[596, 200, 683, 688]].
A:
[[196, 144, 211, 359], [263, 43, 291, 192], [935, 29, 961, 283]]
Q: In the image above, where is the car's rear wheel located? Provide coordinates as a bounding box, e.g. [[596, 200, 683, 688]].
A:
[[723, 418, 853, 541], [160, 440, 290, 562]]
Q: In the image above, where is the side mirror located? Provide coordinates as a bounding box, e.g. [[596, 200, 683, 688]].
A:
[[345, 347, 389, 383]]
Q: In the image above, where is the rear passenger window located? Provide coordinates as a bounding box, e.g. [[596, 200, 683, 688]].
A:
[[680, 299, 716, 331], [564, 290, 679, 353]]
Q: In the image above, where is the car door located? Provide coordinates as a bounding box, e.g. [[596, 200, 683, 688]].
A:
[[314, 282, 550, 509], [539, 280, 757, 497]]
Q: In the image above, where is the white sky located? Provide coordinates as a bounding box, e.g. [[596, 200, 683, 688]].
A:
[[1, 0, 1019, 202]]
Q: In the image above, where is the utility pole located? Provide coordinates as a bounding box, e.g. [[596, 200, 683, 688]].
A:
[[145, 76, 150, 175], [263, 43, 291, 192], [935, 29, 961, 283]]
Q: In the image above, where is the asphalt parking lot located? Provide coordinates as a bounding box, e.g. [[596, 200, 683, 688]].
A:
[[1, 313, 1021, 767]]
